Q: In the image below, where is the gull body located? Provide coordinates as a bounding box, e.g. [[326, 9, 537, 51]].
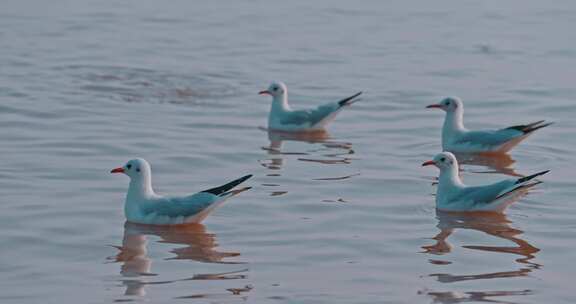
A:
[[427, 97, 552, 153], [259, 81, 361, 132], [422, 152, 548, 212], [111, 158, 252, 225]]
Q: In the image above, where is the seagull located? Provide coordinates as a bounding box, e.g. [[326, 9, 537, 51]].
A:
[[422, 152, 548, 212], [427, 97, 552, 153], [111, 158, 252, 225], [259, 81, 362, 132]]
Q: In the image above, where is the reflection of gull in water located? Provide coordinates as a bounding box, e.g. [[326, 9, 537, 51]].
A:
[[423, 211, 540, 267], [422, 289, 533, 304], [260, 128, 354, 170], [259, 128, 358, 198], [421, 211, 540, 303], [454, 152, 520, 177], [260, 128, 330, 170], [125, 222, 241, 263], [263, 128, 331, 152], [109, 222, 245, 297]]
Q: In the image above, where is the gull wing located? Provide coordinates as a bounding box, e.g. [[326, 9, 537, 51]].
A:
[[450, 180, 515, 206], [493, 170, 549, 200], [201, 174, 252, 196], [455, 121, 552, 148], [280, 103, 339, 126], [280, 92, 362, 127], [505, 120, 553, 134], [449, 170, 549, 207], [455, 129, 523, 147], [140, 175, 253, 218], [141, 192, 218, 218]]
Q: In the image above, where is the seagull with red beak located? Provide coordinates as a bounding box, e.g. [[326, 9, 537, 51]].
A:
[[422, 152, 548, 212], [111, 158, 252, 225], [259, 81, 362, 132], [427, 97, 552, 153]]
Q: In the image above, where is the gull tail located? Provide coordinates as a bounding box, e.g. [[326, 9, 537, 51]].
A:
[[506, 120, 553, 134], [494, 170, 549, 200], [494, 181, 543, 201], [338, 91, 363, 107], [201, 174, 253, 196]]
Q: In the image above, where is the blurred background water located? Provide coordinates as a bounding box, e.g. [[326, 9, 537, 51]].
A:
[[1, 0, 575, 303]]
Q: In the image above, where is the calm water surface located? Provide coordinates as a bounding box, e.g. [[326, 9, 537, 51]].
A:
[[1, 0, 575, 303]]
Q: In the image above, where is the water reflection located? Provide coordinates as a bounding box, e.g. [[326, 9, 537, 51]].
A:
[[109, 222, 246, 297], [264, 128, 331, 153], [422, 289, 533, 304], [260, 128, 354, 171], [423, 211, 540, 268], [454, 153, 521, 177], [421, 211, 540, 303]]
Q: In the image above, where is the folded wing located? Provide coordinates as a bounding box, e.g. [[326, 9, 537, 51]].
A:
[[451, 170, 549, 207], [280, 92, 362, 127], [280, 104, 339, 126], [456, 121, 553, 148], [505, 120, 553, 134], [142, 175, 253, 218], [455, 129, 523, 147], [142, 192, 218, 218], [452, 181, 515, 206], [201, 174, 253, 196]]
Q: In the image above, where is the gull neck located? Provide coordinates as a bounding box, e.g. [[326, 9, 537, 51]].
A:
[[127, 173, 155, 201], [443, 108, 466, 133], [271, 93, 291, 113], [438, 163, 464, 188]]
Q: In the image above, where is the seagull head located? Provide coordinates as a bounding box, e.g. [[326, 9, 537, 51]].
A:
[[422, 152, 458, 170], [111, 158, 152, 180], [426, 97, 462, 113], [259, 81, 287, 98]]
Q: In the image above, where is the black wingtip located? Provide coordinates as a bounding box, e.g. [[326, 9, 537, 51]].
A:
[[234, 174, 253, 185], [338, 91, 363, 107], [516, 170, 550, 185], [495, 180, 543, 200], [240, 174, 253, 180], [527, 121, 554, 133], [507, 120, 553, 134], [201, 174, 253, 196], [221, 186, 253, 198]]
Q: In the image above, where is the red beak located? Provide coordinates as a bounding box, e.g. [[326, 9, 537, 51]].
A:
[[258, 90, 271, 96], [426, 104, 442, 109], [422, 160, 436, 167], [110, 167, 125, 174]]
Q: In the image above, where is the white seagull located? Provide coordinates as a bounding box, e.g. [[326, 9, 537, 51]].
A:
[[427, 97, 552, 153], [259, 81, 362, 132], [111, 158, 252, 225], [422, 152, 548, 212]]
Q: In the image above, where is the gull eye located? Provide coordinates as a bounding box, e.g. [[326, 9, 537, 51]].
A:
[[126, 164, 132, 170], [440, 157, 446, 162], [273, 87, 278, 91]]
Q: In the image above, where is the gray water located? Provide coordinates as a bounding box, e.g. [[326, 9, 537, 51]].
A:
[[1, 0, 575, 303]]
